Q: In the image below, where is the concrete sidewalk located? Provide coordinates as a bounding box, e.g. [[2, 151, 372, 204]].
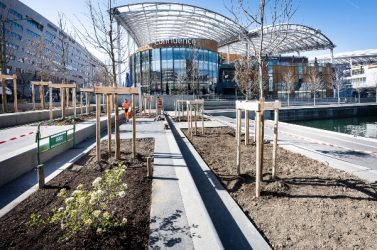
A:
[[120, 118, 222, 250]]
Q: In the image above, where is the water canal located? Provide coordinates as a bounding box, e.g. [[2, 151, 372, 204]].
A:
[[293, 116, 377, 139]]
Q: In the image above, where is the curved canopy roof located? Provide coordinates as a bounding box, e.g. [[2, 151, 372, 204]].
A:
[[312, 49, 377, 65], [113, 2, 335, 56]]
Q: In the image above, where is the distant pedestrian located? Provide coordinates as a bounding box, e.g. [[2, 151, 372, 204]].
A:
[[122, 99, 130, 122], [157, 96, 163, 115]]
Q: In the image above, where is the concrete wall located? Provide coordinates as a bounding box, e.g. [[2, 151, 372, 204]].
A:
[[0, 106, 96, 128], [0, 116, 115, 187]]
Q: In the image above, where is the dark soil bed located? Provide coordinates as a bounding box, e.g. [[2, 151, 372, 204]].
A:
[[0, 138, 154, 249], [183, 127, 377, 250], [172, 115, 209, 123], [30, 113, 107, 126]]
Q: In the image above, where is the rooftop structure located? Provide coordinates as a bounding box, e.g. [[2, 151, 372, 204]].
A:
[[113, 2, 335, 56], [313, 49, 377, 65]]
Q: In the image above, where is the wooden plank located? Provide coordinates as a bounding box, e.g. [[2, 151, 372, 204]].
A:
[[114, 94, 120, 160], [49, 87, 53, 120], [80, 88, 94, 92], [13, 77, 18, 112], [49, 83, 76, 88], [107, 94, 112, 154], [1, 79, 7, 113], [236, 108, 241, 175], [236, 100, 280, 111], [186, 99, 204, 105], [255, 110, 262, 198], [0, 74, 16, 80], [132, 94, 136, 158], [272, 108, 279, 178], [31, 81, 50, 86], [245, 110, 249, 145], [96, 94, 101, 162], [94, 86, 139, 95]]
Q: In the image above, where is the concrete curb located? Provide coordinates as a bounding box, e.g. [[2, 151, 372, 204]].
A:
[[167, 115, 271, 250], [0, 106, 96, 128], [151, 116, 224, 250], [0, 115, 115, 187]]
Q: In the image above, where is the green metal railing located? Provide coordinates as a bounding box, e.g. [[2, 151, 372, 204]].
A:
[[35, 122, 76, 165]]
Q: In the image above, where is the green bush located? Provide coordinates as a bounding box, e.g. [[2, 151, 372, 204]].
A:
[[29, 163, 128, 241]]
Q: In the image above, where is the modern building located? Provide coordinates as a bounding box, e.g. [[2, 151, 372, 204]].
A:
[[314, 49, 377, 97], [113, 2, 336, 97], [0, 0, 102, 97]]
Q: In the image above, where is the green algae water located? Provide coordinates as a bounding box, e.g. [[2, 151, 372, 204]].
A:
[[293, 116, 377, 139]]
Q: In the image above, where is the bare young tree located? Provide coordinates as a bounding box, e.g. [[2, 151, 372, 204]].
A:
[[234, 56, 258, 99], [55, 13, 70, 83], [281, 66, 296, 106], [75, 0, 131, 159], [373, 72, 377, 104], [227, 0, 295, 99], [332, 67, 345, 105], [306, 67, 324, 106]]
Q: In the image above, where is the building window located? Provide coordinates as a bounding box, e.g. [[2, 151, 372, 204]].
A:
[[26, 29, 40, 39], [47, 23, 58, 32], [27, 19, 44, 31], [10, 21, 23, 31], [9, 9, 23, 19]]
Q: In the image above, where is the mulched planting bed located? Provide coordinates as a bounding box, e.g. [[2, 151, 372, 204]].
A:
[[172, 115, 209, 123], [30, 113, 106, 126], [0, 138, 154, 249], [182, 127, 377, 250]]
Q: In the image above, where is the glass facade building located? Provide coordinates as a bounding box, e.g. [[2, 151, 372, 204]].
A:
[[130, 45, 219, 95]]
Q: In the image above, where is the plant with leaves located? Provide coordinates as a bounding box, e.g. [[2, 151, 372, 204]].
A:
[[29, 163, 128, 241], [281, 66, 296, 106]]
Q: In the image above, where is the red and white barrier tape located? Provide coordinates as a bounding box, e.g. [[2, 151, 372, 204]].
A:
[[0, 131, 34, 144]]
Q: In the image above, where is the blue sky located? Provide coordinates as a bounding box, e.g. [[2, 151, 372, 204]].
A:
[[20, 0, 377, 58]]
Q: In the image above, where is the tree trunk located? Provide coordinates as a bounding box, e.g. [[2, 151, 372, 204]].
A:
[[287, 93, 290, 106], [313, 93, 316, 106], [337, 88, 340, 105]]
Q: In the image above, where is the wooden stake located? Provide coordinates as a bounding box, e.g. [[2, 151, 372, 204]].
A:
[[115, 94, 120, 159], [73, 88, 77, 118], [132, 94, 136, 158], [255, 109, 262, 198], [80, 92, 83, 115], [61, 87, 65, 119], [107, 94, 112, 154], [31, 83, 35, 110], [1, 78, 7, 113], [245, 110, 249, 145], [201, 103, 204, 135], [194, 104, 197, 135], [13, 76, 18, 112], [37, 164, 45, 189], [86, 92, 89, 114], [147, 157, 152, 178], [49, 87, 53, 120], [96, 94, 101, 162], [40, 86, 45, 109], [272, 105, 279, 179], [66, 88, 69, 108], [236, 108, 242, 175]]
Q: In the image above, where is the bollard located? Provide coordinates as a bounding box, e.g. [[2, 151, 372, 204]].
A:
[[37, 164, 45, 188], [147, 157, 153, 178]]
